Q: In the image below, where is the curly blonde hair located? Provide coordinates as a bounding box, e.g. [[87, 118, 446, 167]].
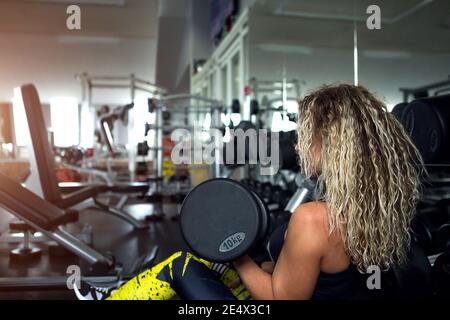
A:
[[297, 83, 424, 271]]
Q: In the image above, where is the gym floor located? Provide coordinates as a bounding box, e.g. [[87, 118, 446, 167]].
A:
[[0, 199, 187, 300]]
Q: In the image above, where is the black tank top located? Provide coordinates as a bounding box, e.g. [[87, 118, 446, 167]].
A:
[[267, 223, 361, 300]]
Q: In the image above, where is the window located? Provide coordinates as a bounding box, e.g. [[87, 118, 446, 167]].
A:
[[50, 97, 79, 147], [80, 102, 94, 148], [12, 89, 27, 147]]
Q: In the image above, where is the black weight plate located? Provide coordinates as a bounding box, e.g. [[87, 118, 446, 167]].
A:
[[391, 102, 409, 122], [402, 100, 443, 163], [180, 178, 262, 262]]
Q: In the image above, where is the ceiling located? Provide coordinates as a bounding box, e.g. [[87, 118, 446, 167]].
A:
[[0, 0, 159, 38], [250, 0, 450, 54]]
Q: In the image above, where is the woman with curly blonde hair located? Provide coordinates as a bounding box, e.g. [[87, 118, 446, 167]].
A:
[[232, 83, 424, 299]]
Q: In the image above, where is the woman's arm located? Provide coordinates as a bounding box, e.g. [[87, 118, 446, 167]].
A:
[[233, 203, 328, 300]]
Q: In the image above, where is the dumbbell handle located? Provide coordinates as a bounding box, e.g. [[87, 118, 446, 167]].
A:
[[23, 231, 30, 250], [284, 175, 317, 213], [284, 188, 311, 213]]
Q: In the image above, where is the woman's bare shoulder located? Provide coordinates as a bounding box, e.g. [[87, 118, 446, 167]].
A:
[[287, 201, 330, 248], [292, 201, 328, 225]]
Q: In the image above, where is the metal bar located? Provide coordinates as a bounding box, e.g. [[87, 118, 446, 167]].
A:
[[284, 175, 316, 213], [87, 76, 165, 92], [115, 195, 129, 211], [210, 107, 222, 179], [89, 76, 132, 80], [90, 84, 132, 89], [167, 108, 212, 114], [250, 80, 299, 85], [93, 198, 148, 230], [155, 102, 164, 181], [51, 228, 113, 266], [134, 85, 160, 94], [162, 94, 220, 105], [130, 73, 135, 103], [284, 188, 310, 213]]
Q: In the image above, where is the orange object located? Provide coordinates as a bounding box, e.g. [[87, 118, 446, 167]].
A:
[[55, 166, 82, 182], [163, 137, 175, 157]]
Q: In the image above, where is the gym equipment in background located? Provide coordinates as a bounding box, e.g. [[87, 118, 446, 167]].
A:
[[147, 95, 224, 195], [98, 102, 135, 156], [222, 124, 299, 174], [400, 94, 450, 164], [76, 73, 166, 183], [0, 171, 113, 270], [18, 84, 151, 229], [0, 172, 160, 291]]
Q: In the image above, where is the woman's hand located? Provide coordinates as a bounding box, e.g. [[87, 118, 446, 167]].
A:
[[228, 260, 275, 289]]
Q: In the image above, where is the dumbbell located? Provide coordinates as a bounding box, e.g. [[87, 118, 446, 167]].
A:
[[180, 176, 316, 262], [400, 95, 450, 163], [180, 178, 269, 262]]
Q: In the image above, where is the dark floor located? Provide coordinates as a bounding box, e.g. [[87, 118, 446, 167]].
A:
[[0, 198, 188, 299]]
